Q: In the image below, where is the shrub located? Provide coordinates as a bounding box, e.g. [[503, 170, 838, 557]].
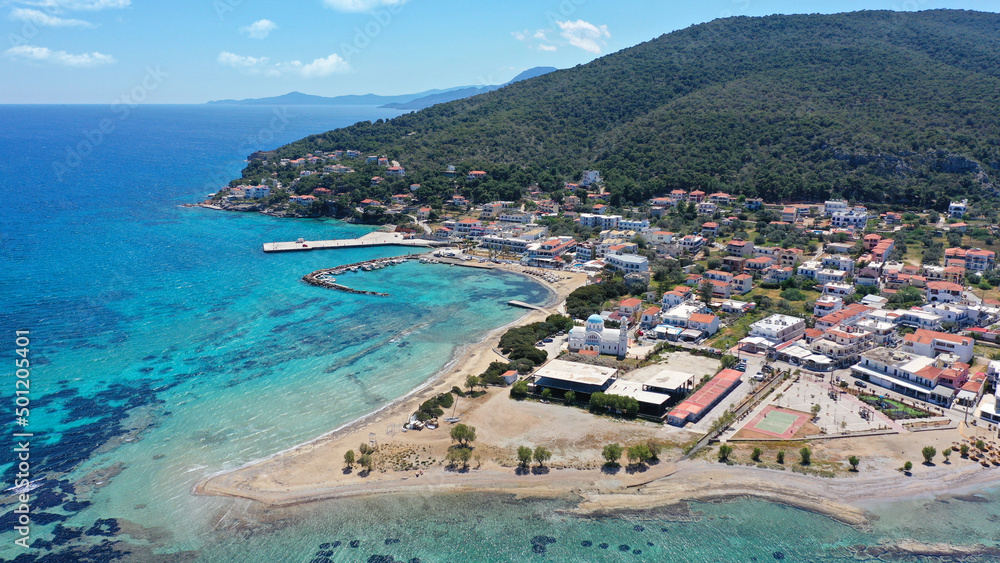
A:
[[718, 444, 733, 462], [510, 380, 529, 398], [922, 446, 937, 464], [776, 451, 785, 464], [602, 443, 623, 465], [751, 447, 762, 462], [564, 390, 576, 405], [799, 447, 811, 465]]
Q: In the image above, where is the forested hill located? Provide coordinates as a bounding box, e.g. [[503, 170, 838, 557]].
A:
[[243, 10, 1000, 207]]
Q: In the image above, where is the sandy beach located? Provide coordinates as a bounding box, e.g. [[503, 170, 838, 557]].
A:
[[195, 263, 1000, 531]]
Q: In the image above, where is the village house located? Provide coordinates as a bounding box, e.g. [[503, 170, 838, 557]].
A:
[[749, 314, 806, 344], [727, 239, 754, 257]]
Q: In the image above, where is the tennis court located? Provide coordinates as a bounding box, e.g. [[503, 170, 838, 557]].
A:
[[744, 406, 811, 439]]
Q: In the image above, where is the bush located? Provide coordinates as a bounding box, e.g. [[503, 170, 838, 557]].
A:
[[541, 388, 552, 400], [564, 390, 576, 405], [510, 380, 529, 398], [751, 447, 762, 462], [718, 444, 733, 462], [776, 451, 785, 464], [780, 288, 806, 301], [589, 392, 639, 417], [922, 446, 937, 464], [800, 447, 811, 465]]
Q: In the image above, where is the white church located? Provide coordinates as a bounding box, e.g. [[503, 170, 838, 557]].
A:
[[567, 314, 629, 358]]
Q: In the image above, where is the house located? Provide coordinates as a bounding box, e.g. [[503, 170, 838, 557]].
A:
[[895, 310, 943, 331], [578, 213, 621, 230], [731, 273, 753, 294], [696, 201, 717, 215], [727, 239, 754, 257], [391, 193, 412, 206], [815, 304, 870, 331], [831, 207, 869, 229], [581, 170, 601, 186], [925, 281, 964, 304], [467, 170, 487, 181], [360, 198, 382, 208], [749, 314, 806, 344], [814, 295, 844, 317], [687, 313, 720, 336], [386, 165, 405, 177], [744, 198, 763, 210], [949, 199, 968, 218], [237, 184, 270, 198], [370, 176, 384, 186], [448, 195, 468, 207], [669, 189, 687, 201], [902, 329, 974, 363], [454, 218, 483, 235], [824, 200, 849, 216], [289, 194, 316, 206], [661, 287, 693, 308], [822, 255, 855, 272], [722, 256, 746, 273], [678, 235, 705, 254], [965, 248, 996, 272], [863, 233, 883, 251], [640, 306, 662, 328], [708, 192, 731, 205], [701, 222, 719, 237], [687, 190, 706, 203], [821, 282, 854, 296], [762, 266, 794, 284], [605, 253, 649, 274], [781, 206, 799, 222], [816, 269, 849, 284], [949, 222, 968, 233], [592, 203, 608, 215], [743, 256, 775, 276], [537, 200, 558, 214], [416, 207, 432, 221], [797, 260, 821, 279], [647, 231, 676, 244]]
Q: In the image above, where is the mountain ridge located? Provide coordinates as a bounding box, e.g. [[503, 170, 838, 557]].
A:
[[234, 10, 1000, 208]]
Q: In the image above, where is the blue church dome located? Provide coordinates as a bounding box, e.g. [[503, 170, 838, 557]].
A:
[[586, 314, 604, 324]]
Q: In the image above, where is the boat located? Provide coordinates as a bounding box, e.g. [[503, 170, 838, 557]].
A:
[[5, 479, 43, 495], [444, 417, 461, 423]]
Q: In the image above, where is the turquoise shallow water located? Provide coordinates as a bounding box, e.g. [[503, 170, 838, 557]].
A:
[[3, 105, 1000, 561]]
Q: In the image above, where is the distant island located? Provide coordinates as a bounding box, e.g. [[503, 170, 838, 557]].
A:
[[205, 66, 557, 111]]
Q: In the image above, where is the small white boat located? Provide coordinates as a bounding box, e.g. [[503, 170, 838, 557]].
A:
[[5, 479, 43, 495], [444, 417, 461, 423]]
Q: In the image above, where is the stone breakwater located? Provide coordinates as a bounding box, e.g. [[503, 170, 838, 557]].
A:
[[302, 256, 416, 296]]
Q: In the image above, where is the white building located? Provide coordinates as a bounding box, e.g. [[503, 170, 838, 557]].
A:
[[618, 218, 650, 230], [949, 199, 968, 219], [604, 253, 649, 274], [578, 213, 621, 230], [581, 170, 601, 186], [749, 314, 806, 344], [567, 314, 629, 357], [901, 328, 974, 363], [824, 200, 849, 216], [831, 208, 869, 229]]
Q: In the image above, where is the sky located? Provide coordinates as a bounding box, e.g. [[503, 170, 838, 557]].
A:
[[1, 0, 997, 104]]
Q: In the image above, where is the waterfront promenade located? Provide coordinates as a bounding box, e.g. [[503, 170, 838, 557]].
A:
[[263, 231, 448, 253]]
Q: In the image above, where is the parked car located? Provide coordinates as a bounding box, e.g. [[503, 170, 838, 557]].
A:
[[854, 380, 868, 388]]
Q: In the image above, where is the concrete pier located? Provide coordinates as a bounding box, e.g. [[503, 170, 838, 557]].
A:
[[263, 231, 448, 253]]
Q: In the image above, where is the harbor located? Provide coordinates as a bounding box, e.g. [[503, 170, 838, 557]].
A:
[[263, 231, 449, 253], [302, 256, 417, 296]]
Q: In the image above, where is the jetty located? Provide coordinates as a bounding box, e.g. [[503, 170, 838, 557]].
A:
[[507, 300, 547, 312], [263, 231, 448, 253], [303, 256, 417, 296]]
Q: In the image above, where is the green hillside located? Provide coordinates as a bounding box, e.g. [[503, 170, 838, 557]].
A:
[[237, 9, 1000, 208]]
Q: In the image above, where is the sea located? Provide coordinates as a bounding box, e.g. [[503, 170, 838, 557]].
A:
[[2, 104, 999, 562]]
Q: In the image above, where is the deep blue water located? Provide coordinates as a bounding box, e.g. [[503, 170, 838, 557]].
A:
[[2, 105, 998, 562]]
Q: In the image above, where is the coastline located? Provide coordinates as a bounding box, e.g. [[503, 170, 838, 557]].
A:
[[195, 262, 579, 493], [193, 262, 1000, 536]]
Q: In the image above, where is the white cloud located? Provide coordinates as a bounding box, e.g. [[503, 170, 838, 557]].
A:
[[556, 19, 610, 54], [511, 29, 528, 41], [218, 51, 350, 78], [538, 44, 557, 52], [9, 8, 94, 26], [20, 0, 130, 10], [296, 53, 350, 77], [322, 0, 405, 13], [533, 30, 547, 40], [218, 51, 268, 67], [6, 44, 115, 66], [240, 19, 276, 39]]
